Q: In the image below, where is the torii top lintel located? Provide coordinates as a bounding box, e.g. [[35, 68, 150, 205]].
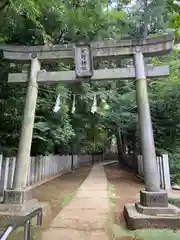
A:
[[0, 34, 174, 62]]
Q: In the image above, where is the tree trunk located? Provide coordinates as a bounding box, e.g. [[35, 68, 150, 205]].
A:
[[132, 130, 138, 173], [116, 126, 124, 164], [122, 134, 127, 154]]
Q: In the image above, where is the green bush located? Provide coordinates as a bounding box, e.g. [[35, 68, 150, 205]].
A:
[[168, 198, 180, 208], [169, 149, 180, 185]]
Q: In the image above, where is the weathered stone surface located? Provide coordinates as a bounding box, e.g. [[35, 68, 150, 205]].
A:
[[56, 208, 108, 220], [51, 215, 107, 231], [42, 228, 108, 240], [124, 203, 180, 230], [3, 189, 32, 204], [1, 34, 173, 61], [66, 197, 109, 210], [0, 199, 38, 212], [42, 228, 91, 240], [91, 230, 109, 240], [76, 190, 108, 199], [8, 66, 170, 83], [0, 201, 50, 228], [140, 190, 168, 207], [135, 202, 180, 215]]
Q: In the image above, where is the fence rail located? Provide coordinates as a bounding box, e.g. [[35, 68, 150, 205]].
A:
[[0, 154, 92, 196], [0, 207, 42, 240]]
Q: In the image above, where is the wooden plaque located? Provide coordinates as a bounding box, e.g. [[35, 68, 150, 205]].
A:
[[74, 43, 93, 78]]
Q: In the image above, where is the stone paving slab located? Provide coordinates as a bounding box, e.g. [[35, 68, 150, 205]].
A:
[[42, 228, 91, 240], [54, 208, 108, 219], [42, 228, 109, 240], [50, 216, 107, 230], [66, 198, 109, 210], [42, 163, 109, 240], [76, 190, 108, 199], [79, 183, 107, 187]]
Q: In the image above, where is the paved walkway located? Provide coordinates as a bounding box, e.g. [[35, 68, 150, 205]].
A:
[[42, 163, 109, 240]]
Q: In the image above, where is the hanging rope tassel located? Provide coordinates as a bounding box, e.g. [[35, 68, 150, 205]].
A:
[[91, 94, 97, 114], [71, 94, 76, 114], [53, 94, 61, 113]]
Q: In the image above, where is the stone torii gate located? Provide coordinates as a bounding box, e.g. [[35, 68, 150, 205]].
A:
[[0, 34, 178, 228]]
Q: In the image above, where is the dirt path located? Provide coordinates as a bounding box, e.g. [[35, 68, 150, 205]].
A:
[[32, 164, 92, 222], [104, 163, 144, 231], [104, 163, 180, 240], [7, 164, 92, 240]]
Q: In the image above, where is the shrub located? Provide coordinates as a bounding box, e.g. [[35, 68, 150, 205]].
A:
[[169, 149, 180, 185]]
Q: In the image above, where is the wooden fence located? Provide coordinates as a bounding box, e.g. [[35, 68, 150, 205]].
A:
[[104, 151, 119, 161], [123, 153, 171, 190], [0, 154, 92, 196], [137, 154, 171, 190]]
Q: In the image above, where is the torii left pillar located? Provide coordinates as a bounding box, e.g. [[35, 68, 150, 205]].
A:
[[14, 56, 40, 190], [2, 56, 42, 221]]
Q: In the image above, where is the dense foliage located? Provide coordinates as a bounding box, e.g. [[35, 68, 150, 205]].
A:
[[0, 0, 180, 181]]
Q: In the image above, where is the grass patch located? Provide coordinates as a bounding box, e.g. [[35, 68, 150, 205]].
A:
[[134, 229, 180, 240], [169, 197, 180, 208], [107, 183, 116, 240], [108, 183, 134, 239], [61, 194, 73, 207], [0, 225, 40, 240]]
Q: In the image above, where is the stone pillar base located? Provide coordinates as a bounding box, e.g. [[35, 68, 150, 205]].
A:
[[135, 202, 178, 215], [124, 203, 180, 230], [140, 190, 168, 207], [0, 189, 51, 228], [3, 189, 32, 204], [124, 190, 180, 230]]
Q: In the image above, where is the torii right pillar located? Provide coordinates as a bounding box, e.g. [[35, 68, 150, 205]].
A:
[[124, 47, 180, 230]]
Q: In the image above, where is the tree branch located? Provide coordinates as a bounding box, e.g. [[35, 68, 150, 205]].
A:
[[57, 30, 65, 44], [0, 0, 9, 12]]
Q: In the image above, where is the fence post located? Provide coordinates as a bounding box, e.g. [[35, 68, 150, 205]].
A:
[[156, 156, 161, 188], [0, 158, 10, 195], [7, 157, 16, 189], [39, 156, 43, 181], [51, 155, 54, 176], [42, 156, 45, 180], [49, 156, 52, 177], [158, 156, 164, 189], [4, 158, 10, 191], [0, 156, 5, 196], [47, 156, 50, 178], [30, 157, 35, 185], [44, 156, 47, 180], [35, 156, 39, 184], [53, 156, 55, 176], [44, 156, 47, 179], [58, 156, 60, 174], [54, 157, 58, 176], [162, 154, 171, 190], [48, 156, 51, 178], [26, 157, 31, 186], [0, 155, 3, 179]]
